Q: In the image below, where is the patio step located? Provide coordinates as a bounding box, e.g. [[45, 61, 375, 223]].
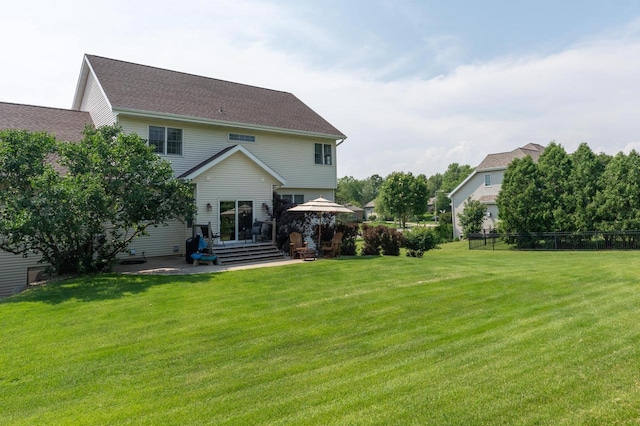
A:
[[212, 243, 285, 265]]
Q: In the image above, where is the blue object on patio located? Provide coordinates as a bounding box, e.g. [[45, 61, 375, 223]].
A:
[[191, 252, 217, 265], [197, 235, 208, 251]]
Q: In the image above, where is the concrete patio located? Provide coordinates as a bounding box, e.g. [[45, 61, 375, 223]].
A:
[[111, 254, 306, 276]]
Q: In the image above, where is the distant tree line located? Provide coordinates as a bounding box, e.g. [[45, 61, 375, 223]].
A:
[[497, 141, 640, 233], [336, 163, 473, 228]]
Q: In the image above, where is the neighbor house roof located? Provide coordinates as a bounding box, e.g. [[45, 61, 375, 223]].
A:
[[449, 143, 545, 197], [364, 201, 375, 208], [476, 143, 545, 170], [74, 54, 346, 139], [0, 102, 91, 142], [344, 204, 364, 212]]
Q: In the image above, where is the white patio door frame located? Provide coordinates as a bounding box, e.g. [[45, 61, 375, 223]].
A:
[[219, 200, 253, 242]]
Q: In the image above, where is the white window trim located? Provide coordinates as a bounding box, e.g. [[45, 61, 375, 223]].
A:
[[314, 143, 332, 165], [148, 125, 184, 157], [282, 194, 305, 204], [484, 173, 492, 187], [228, 133, 256, 143]]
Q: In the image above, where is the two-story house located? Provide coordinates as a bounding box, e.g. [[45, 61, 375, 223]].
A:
[[0, 54, 346, 297], [449, 143, 544, 239]]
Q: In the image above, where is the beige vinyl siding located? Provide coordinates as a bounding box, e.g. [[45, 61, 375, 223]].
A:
[[118, 220, 187, 259], [192, 151, 279, 234], [79, 71, 116, 127], [0, 251, 42, 298], [276, 188, 335, 203], [118, 116, 337, 190], [119, 151, 279, 258]]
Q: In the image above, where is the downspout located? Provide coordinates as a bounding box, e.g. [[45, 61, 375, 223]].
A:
[[333, 138, 345, 201]]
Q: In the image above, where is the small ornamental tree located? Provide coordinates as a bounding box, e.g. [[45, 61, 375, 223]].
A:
[[0, 126, 195, 275], [378, 171, 428, 228], [457, 197, 488, 238]]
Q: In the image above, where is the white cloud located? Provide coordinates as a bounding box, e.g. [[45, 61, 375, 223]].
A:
[[2, 1, 640, 179], [327, 37, 640, 177]]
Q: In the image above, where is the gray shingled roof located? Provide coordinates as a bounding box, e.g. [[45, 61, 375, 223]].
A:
[[476, 143, 545, 170], [0, 102, 91, 142], [85, 55, 345, 138]]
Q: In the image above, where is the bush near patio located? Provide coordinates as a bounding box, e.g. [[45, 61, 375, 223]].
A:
[[360, 223, 404, 256], [403, 226, 440, 257]]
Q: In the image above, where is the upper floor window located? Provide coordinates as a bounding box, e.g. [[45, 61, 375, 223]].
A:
[[484, 173, 492, 187], [315, 143, 332, 165], [149, 126, 182, 155], [229, 133, 256, 143], [281, 194, 304, 205]]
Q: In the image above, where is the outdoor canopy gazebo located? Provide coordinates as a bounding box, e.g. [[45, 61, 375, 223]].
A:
[[287, 197, 353, 251]]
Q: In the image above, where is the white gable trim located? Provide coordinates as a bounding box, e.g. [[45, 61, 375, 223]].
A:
[[71, 55, 114, 113], [182, 145, 286, 185], [449, 170, 477, 198]]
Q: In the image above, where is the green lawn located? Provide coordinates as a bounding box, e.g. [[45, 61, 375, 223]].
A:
[[2, 242, 640, 425]]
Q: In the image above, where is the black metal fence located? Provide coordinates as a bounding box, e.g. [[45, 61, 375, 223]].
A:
[[468, 231, 640, 251]]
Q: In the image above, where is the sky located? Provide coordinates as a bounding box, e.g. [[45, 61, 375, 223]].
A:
[[2, 0, 640, 179]]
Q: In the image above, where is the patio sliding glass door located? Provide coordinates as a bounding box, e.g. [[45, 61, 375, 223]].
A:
[[219, 200, 253, 242]]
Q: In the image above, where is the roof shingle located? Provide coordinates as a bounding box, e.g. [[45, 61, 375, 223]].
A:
[[85, 55, 345, 138], [0, 102, 91, 142], [476, 143, 545, 170]]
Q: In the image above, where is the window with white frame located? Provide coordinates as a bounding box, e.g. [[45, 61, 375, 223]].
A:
[[229, 133, 256, 142], [315, 143, 332, 165], [281, 194, 304, 204], [484, 173, 492, 187], [148, 126, 183, 155]]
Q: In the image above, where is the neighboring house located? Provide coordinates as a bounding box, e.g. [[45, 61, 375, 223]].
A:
[[427, 197, 435, 212], [449, 143, 545, 239], [363, 200, 376, 220], [0, 54, 346, 297], [344, 204, 364, 221]]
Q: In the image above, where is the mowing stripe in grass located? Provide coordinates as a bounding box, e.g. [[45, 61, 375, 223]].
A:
[[2, 244, 640, 424]]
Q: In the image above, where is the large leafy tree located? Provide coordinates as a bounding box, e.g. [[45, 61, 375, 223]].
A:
[[593, 151, 640, 231], [568, 143, 607, 231], [457, 197, 488, 238], [537, 142, 572, 231], [0, 125, 195, 274], [378, 171, 427, 228], [335, 176, 363, 205], [361, 174, 383, 205], [336, 174, 384, 206], [496, 156, 547, 233], [441, 163, 474, 192], [439, 163, 473, 212]]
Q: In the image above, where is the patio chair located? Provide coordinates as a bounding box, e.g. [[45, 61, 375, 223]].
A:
[[251, 221, 263, 243], [289, 232, 307, 258], [322, 232, 343, 258]]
